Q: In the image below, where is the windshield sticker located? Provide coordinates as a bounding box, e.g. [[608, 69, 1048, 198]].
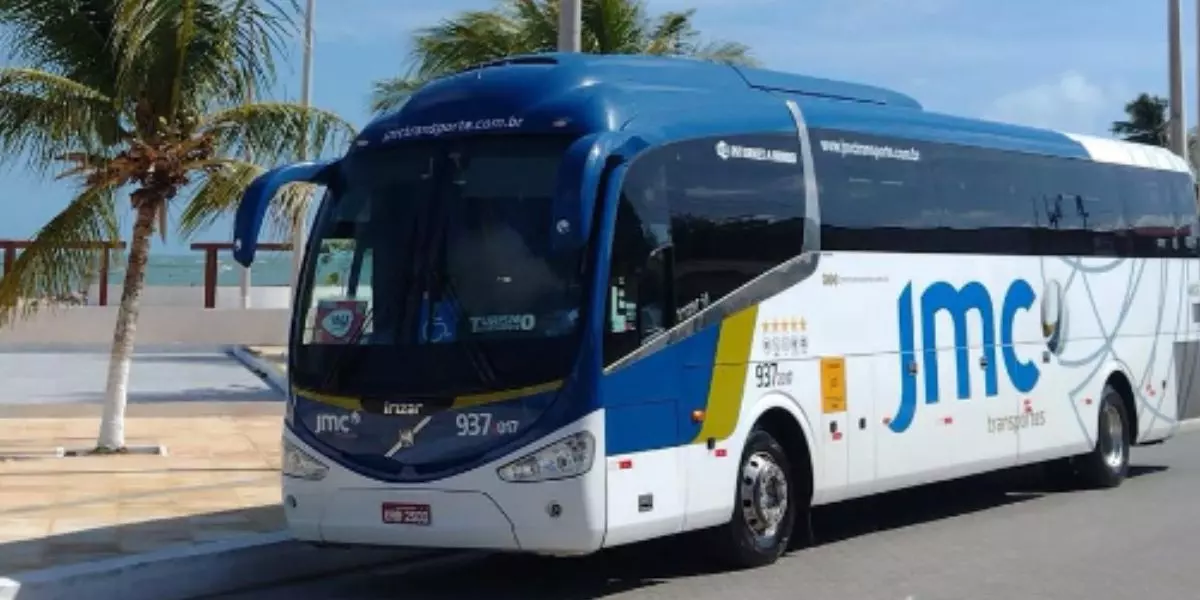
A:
[[418, 299, 458, 344], [469, 314, 536, 333], [609, 282, 637, 333], [381, 117, 524, 143], [714, 140, 798, 164], [315, 299, 368, 343]]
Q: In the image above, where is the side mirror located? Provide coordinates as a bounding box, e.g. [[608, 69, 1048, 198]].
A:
[[552, 133, 647, 251], [233, 160, 338, 267]]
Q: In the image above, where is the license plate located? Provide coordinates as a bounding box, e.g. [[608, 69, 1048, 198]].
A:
[[382, 502, 431, 526]]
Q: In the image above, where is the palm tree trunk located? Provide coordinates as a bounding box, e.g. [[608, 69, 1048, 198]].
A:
[[96, 201, 158, 451]]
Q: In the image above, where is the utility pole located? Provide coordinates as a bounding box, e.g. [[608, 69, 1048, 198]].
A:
[[1168, 0, 1187, 157], [557, 0, 581, 52], [240, 82, 255, 309], [292, 0, 315, 298]]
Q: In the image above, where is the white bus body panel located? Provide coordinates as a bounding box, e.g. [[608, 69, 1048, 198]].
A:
[[703, 251, 1198, 512]]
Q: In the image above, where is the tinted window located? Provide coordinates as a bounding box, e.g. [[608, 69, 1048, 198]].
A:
[[814, 126, 1197, 258], [931, 145, 1039, 253], [651, 135, 807, 315], [815, 131, 934, 251]]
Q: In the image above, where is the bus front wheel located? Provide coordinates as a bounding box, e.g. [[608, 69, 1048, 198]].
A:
[[708, 427, 798, 569]]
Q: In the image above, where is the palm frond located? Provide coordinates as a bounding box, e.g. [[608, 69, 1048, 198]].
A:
[[175, 157, 306, 242], [509, 0, 559, 51], [369, 75, 426, 115], [0, 67, 120, 172], [219, 0, 298, 107], [409, 11, 525, 81], [643, 9, 695, 55], [0, 183, 121, 327], [111, 0, 300, 130], [200, 101, 357, 166], [0, 0, 120, 92], [582, 0, 644, 54], [265, 182, 319, 242], [687, 40, 758, 66], [375, 0, 759, 110]]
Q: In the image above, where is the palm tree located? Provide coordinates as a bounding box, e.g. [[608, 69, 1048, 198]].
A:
[[0, 0, 356, 453], [370, 0, 758, 114], [1111, 93, 1170, 147]]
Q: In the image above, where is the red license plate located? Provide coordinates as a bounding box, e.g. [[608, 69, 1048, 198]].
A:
[[382, 502, 431, 526]]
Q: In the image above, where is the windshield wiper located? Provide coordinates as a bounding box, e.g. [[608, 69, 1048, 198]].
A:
[[426, 265, 500, 388], [417, 196, 501, 389]]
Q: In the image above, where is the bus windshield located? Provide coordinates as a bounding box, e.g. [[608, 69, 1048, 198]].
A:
[[291, 135, 585, 405]]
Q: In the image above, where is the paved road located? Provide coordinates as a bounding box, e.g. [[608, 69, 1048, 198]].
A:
[[215, 430, 1200, 600], [0, 344, 277, 406]]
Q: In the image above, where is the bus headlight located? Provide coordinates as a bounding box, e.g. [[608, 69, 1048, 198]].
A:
[[282, 437, 329, 481], [497, 431, 595, 483]]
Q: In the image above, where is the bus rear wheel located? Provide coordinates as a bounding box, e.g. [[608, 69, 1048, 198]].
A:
[[708, 427, 797, 569], [1072, 385, 1132, 489]]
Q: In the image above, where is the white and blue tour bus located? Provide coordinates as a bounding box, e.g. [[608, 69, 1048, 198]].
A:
[[232, 53, 1200, 568]]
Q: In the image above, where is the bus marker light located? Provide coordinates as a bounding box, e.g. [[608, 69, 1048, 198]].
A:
[[714, 448, 727, 457], [831, 432, 843, 441], [691, 410, 705, 423], [943, 417, 953, 425], [618, 459, 633, 470]]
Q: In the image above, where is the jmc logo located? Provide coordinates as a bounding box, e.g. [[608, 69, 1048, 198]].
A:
[[315, 411, 361, 435], [888, 279, 1041, 433]]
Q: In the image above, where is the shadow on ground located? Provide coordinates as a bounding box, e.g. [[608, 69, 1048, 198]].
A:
[[0, 504, 285, 575], [329, 461, 1170, 600]]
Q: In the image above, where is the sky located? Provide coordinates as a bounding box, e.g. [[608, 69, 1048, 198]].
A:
[[0, 0, 1194, 253]]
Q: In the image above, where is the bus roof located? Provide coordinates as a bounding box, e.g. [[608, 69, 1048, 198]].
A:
[[357, 52, 1192, 177]]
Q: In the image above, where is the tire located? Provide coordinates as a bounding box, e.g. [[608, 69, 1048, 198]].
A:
[[1073, 385, 1131, 489], [707, 427, 799, 569]]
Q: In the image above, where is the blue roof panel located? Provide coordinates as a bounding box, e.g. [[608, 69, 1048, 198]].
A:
[[733, 65, 923, 109], [355, 52, 1091, 162], [793, 95, 1091, 159]]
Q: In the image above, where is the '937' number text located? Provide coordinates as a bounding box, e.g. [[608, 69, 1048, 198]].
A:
[[754, 361, 793, 389], [455, 413, 519, 437]]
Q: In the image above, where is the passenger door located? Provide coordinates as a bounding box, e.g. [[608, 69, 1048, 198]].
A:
[[599, 164, 688, 546]]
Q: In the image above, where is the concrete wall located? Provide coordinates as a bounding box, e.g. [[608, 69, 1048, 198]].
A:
[[87, 285, 293, 309], [0, 306, 290, 346]]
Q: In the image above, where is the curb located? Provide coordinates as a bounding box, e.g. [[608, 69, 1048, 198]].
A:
[[0, 533, 443, 600], [225, 345, 288, 397]]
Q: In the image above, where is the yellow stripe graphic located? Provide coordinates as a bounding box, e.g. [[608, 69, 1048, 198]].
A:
[[693, 304, 759, 443], [292, 380, 564, 412], [451, 380, 564, 409], [292, 387, 363, 411]]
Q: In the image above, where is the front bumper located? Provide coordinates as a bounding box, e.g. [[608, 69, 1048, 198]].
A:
[[281, 409, 607, 556]]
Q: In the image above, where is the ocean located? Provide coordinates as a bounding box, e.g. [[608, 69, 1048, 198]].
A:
[[114, 252, 298, 287]]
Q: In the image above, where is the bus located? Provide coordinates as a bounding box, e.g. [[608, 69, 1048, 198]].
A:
[[232, 52, 1200, 569]]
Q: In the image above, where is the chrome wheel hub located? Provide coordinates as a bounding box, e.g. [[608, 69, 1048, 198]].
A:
[[740, 451, 789, 541], [1100, 403, 1125, 470]]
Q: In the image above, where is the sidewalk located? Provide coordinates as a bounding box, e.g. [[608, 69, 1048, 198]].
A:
[[243, 346, 286, 373], [0, 408, 285, 574]]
